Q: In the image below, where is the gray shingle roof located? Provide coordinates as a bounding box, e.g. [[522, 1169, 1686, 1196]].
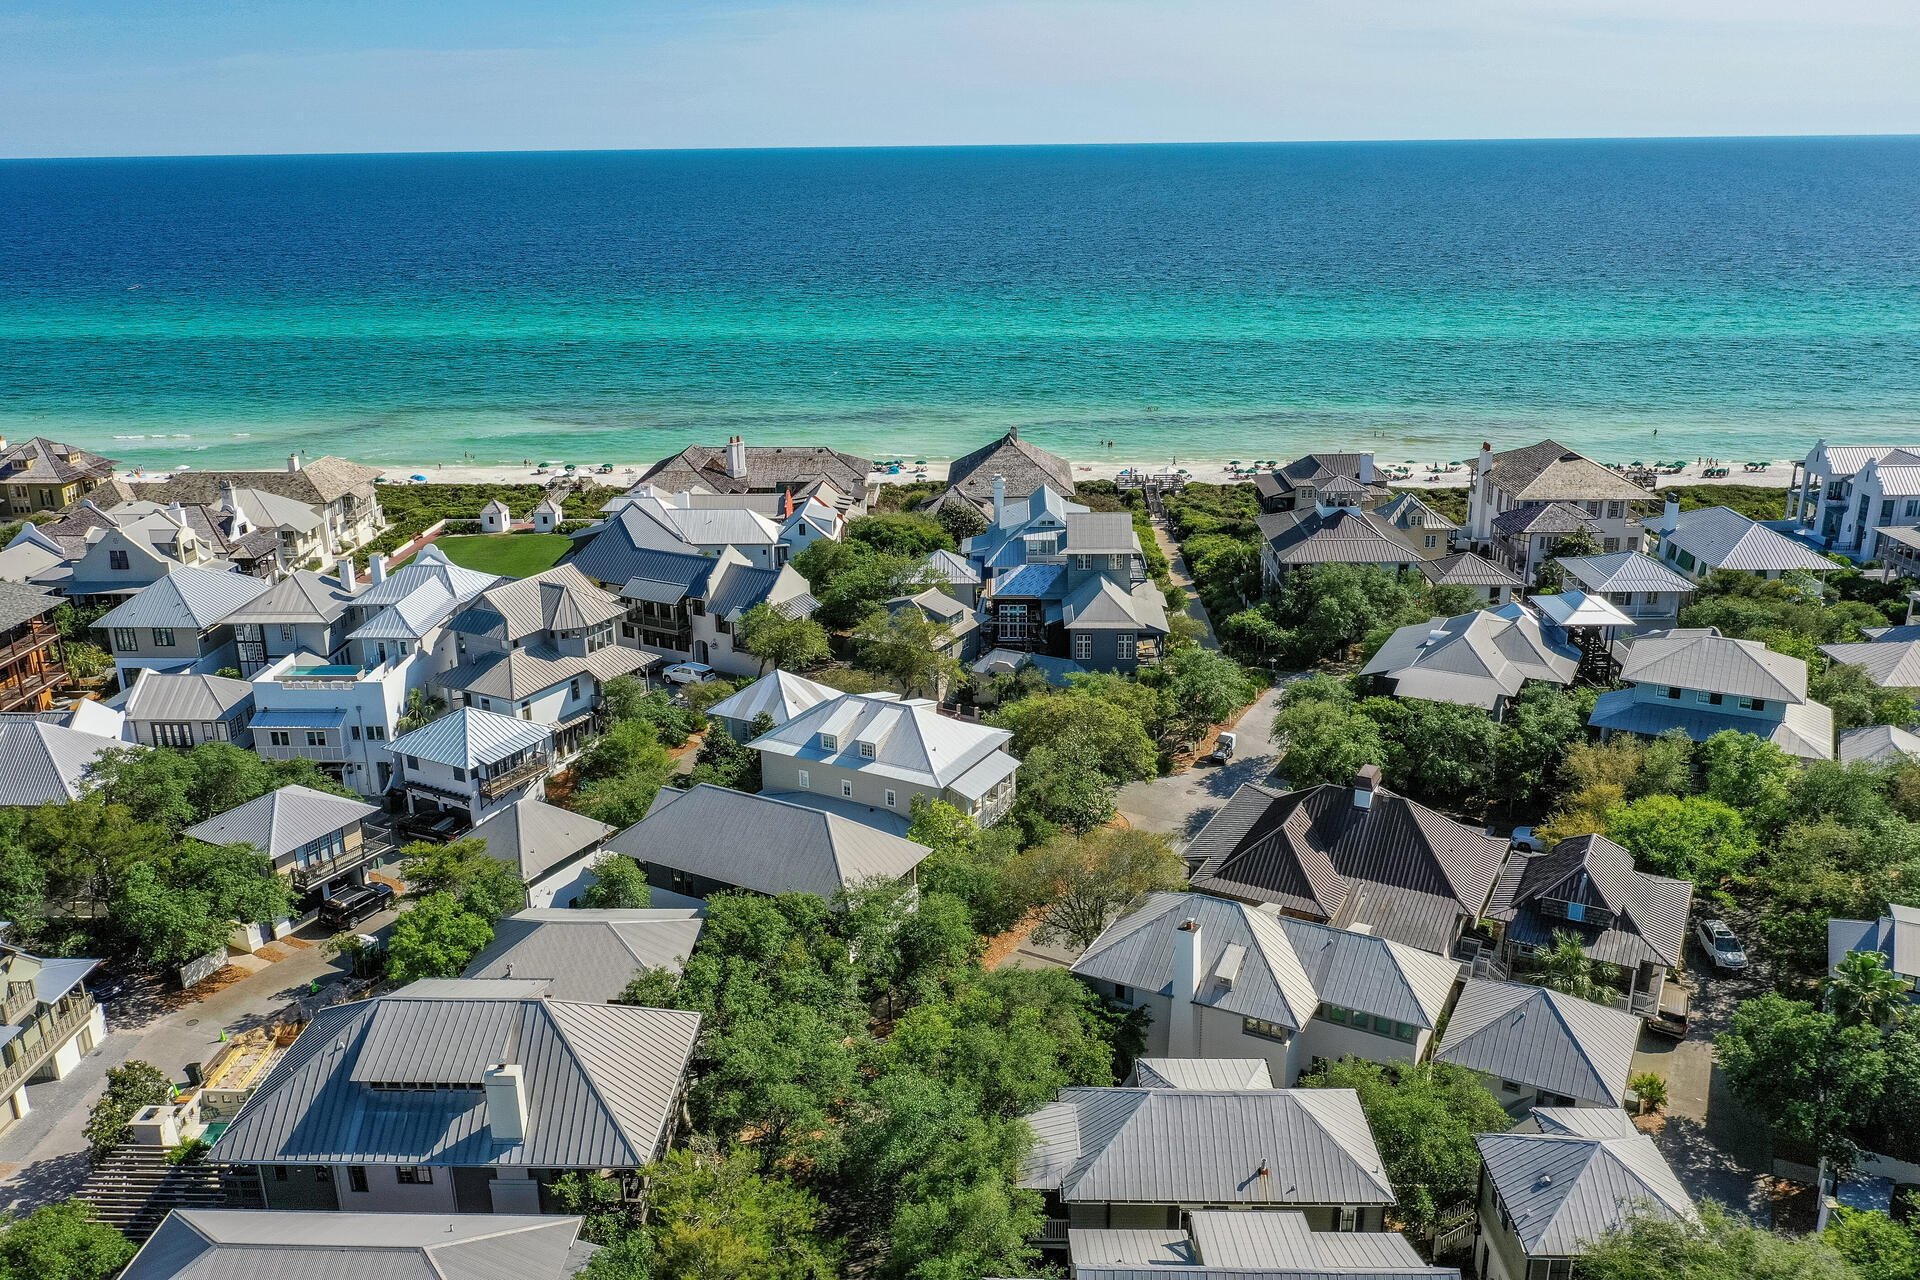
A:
[[638, 443, 873, 498], [1820, 639, 1920, 689], [1188, 781, 1507, 955], [1476, 1120, 1692, 1255], [0, 720, 126, 805], [1486, 835, 1692, 970], [463, 909, 706, 1002], [389, 706, 552, 769], [94, 566, 272, 631], [1490, 502, 1600, 538], [210, 985, 701, 1170], [1436, 980, 1642, 1106], [0, 437, 115, 485], [603, 784, 930, 899], [944, 429, 1075, 502], [123, 1210, 588, 1280], [1128, 1058, 1274, 1090], [0, 580, 61, 632], [431, 642, 652, 702], [1661, 507, 1834, 573], [131, 456, 381, 506], [454, 566, 626, 642], [1376, 491, 1460, 533], [1361, 606, 1577, 710], [183, 785, 379, 861], [749, 691, 1014, 790], [1556, 552, 1696, 595], [125, 671, 255, 724], [467, 798, 613, 883], [1616, 628, 1808, 702], [1484, 441, 1648, 503], [1021, 1087, 1393, 1207]]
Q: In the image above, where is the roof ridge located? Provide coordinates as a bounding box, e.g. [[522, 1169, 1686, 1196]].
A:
[[521, 1000, 649, 1166]]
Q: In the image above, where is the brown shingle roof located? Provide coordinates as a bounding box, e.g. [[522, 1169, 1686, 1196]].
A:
[[944, 428, 1075, 502], [1486, 440, 1648, 503], [638, 444, 872, 497], [130, 456, 380, 506], [0, 438, 116, 485]]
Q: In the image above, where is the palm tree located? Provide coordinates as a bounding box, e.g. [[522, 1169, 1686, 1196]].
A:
[[396, 689, 446, 735], [1533, 930, 1610, 1004], [1826, 949, 1911, 1028]]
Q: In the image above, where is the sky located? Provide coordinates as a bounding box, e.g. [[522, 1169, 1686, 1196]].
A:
[[4, 0, 1920, 158]]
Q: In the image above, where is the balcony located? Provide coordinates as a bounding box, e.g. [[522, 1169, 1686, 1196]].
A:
[[0, 620, 58, 668], [0, 664, 68, 712], [1030, 1219, 1071, 1247], [0, 994, 96, 1099], [479, 753, 552, 801], [287, 834, 392, 891], [257, 742, 347, 762]]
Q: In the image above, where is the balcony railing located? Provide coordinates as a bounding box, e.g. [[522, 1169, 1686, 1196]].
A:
[[0, 995, 95, 1098], [257, 743, 347, 762], [0, 621, 58, 668], [1030, 1219, 1071, 1247], [0, 665, 68, 711], [287, 835, 392, 890], [480, 754, 551, 801]]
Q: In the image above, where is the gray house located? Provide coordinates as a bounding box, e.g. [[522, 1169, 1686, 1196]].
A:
[[184, 784, 386, 906], [1829, 902, 1920, 991], [1652, 500, 1836, 581], [225, 569, 361, 676], [93, 566, 274, 685], [1435, 979, 1643, 1112], [1589, 627, 1834, 760], [466, 797, 614, 909], [123, 670, 256, 749], [1360, 605, 1578, 715], [463, 909, 706, 1003], [389, 706, 555, 828], [210, 979, 702, 1214], [122, 1211, 591, 1280], [1554, 551, 1697, 632]]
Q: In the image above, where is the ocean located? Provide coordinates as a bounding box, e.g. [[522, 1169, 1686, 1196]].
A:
[[3, 138, 1919, 472]]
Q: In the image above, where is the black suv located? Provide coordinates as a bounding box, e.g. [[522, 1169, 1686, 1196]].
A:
[[318, 881, 396, 931]]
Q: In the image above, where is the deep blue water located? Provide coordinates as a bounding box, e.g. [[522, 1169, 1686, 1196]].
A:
[[2, 138, 1918, 469]]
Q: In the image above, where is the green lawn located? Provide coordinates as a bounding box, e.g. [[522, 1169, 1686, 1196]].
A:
[[432, 533, 572, 576]]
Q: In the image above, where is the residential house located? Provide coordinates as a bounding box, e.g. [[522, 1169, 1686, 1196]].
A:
[[1435, 980, 1643, 1112], [0, 718, 127, 805], [583, 494, 785, 567], [1873, 526, 1920, 582], [249, 651, 409, 797], [1829, 903, 1920, 990], [123, 670, 256, 748], [389, 707, 555, 828], [129, 455, 386, 555], [1487, 503, 1607, 585], [1360, 605, 1578, 715], [635, 435, 876, 515], [1820, 638, 1920, 697], [936, 427, 1075, 515], [917, 548, 982, 607], [1463, 440, 1649, 566], [1826, 454, 1920, 559], [777, 490, 844, 556], [1376, 490, 1461, 552], [0, 582, 71, 713], [0, 524, 73, 590], [1485, 834, 1692, 1016], [1553, 551, 1697, 632], [750, 691, 1020, 826], [184, 785, 387, 909], [1186, 771, 1509, 957], [1650, 499, 1834, 580], [1020, 1085, 1395, 1241], [973, 508, 1169, 671], [0, 437, 115, 515], [971, 648, 1088, 690], [568, 538, 815, 681], [59, 512, 228, 605], [1070, 891, 1459, 1086], [464, 909, 707, 1002], [702, 668, 840, 742], [888, 588, 980, 663], [602, 783, 932, 903], [961, 481, 1089, 589], [209, 979, 701, 1213], [1066, 1210, 1458, 1280], [342, 546, 502, 675], [0, 945, 108, 1135], [107, 486, 313, 577], [224, 568, 360, 675], [1257, 502, 1424, 591], [1474, 1108, 1693, 1280], [1126, 1058, 1274, 1090], [1839, 724, 1920, 766], [531, 496, 565, 533], [1253, 453, 1391, 514], [1589, 627, 1834, 760], [92, 567, 273, 684], [435, 565, 653, 757], [467, 797, 614, 909], [121, 1210, 592, 1280], [1417, 551, 1524, 603], [1787, 442, 1917, 545]]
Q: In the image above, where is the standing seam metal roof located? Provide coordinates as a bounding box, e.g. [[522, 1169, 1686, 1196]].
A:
[[1435, 980, 1642, 1105], [183, 785, 380, 860], [388, 706, 553, 768], [1475, 1126, 1693, 1256], [463, 909, 706, 1002]]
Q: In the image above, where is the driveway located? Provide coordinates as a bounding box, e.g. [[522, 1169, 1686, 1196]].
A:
[[0, 908, 399, 1214], [1118, 686, 1283, 843]]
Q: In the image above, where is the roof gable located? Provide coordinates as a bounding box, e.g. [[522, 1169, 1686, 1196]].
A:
[[1437, 980, 1641, 1105]]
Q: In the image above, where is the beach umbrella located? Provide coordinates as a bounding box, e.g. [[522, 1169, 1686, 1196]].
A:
[[410, 474, 427, 483], [916, 459, 927, 466]]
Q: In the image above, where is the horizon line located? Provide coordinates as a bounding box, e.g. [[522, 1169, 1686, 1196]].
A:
[[7, 131, 1920, 164]]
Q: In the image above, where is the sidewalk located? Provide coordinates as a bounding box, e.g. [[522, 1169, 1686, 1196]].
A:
[[1151, 520, 1219, 649]]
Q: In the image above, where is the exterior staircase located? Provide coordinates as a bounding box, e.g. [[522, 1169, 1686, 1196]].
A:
[[79, 1145, 237, 1242]]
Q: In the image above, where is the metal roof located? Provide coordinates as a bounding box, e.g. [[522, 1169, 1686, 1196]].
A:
[[123, 1210, 588, 1280], [1661, 507, 1834, 573], [1376, 491, 1460, 533], [183, 785, 380, 861], [1476, 1125, 1692, 1256], [1839, 723, 1920, 765], [1361, 606, 1577, 710], [125, 671, 254, 724], [94, 566, 272, 631], [389, 706, 553, 769], [1486, 835, 1692, 971], [1258, 508, 1419, 568], [918, 548, 981, 587], [1129, 1058, 1274, 1090], [353, 546, 501, 611], [464, 909, 706, 1003], [1065, 512, 1140, 555], [1416, 551, 1520, 587], [603, 784, 930, 900], [1587, 687, 1834, 761], [1061, 577, 1171, 634], [1556, 552, 1695, 595], [1617, 628, 1808, 702], [210, 987, 701, 1170], [1830, 909, 1920, 982], [249, 708, 349, 730], [221, 571, 357, 625], [348, 580, 461, 642], [1821, 639, 1920, 689], [1020, 1087, 1393, 1207], [705, 670, 842, 730], [1188, 1210, 1440, 1272], [987, 561, 1066, 600], [750, 691, 1014, 790], [1272, 915, 1460, 1029], [1529, 590, 1635, 630], [467, 798, 613, 883], [0, 719, 125, 805], [1435, 980, 1642, 1105]]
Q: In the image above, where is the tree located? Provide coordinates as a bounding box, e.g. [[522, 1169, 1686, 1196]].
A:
[[384, 892, 496, 983], [600, 673, 650, 723], [646, 1137, 841, 1280], [852, 605, 964, 698], [908, 797, 1024, 936], [1604, 793, 1757, 884], [27, 799, 172, 913], [113, 841, 293, 969], [1632, 728, 1697, 799], [1148, 647, 1252, 746], [991, 693, 1157, 783], [395, 688, 445, 734], [1531, 930, 1610, 1003], [1269, 563, 1426, 664], [1494, 682, 1588, 808], [0, 1200, 136, 1280], [688, 721, 763, 791], [1827, 1207, 1920, 1280], [1828, 950, 1912, 1030], [402, 837, 524, 921], [791, 540, 925, 630], [570, 717, 676, 827], [846, 512, 954, 557], [83, 1060, 173, 1163], [1580, 1201, 1856, 1280], [1716, 992, 1888, 1166], [579, 853, 653, 909], [934, 499, 988, 544], [86, 742, 352, 835], [1367, 696, 1496, 804], [1006, 743, 1118, 838], [1270, 690, 1385, 788], [1700, 729, 1796, 829], [1297, 1058, 1509, 1237], [1532, 528, 1605, 594], [575, 768, 675, 829], [737, 602, 830, 674], [1816, 661, 1919, 733], [1006, 828, 1186, 950]]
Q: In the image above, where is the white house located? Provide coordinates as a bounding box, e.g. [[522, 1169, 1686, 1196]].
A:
[[0, 946, 109, 1136], [389, 707, 555, 828], [1463, 439, 1649, 570], [250, 651, 412, 796], [530, 497, 564, 534], [1787, 440, 1920, 553]]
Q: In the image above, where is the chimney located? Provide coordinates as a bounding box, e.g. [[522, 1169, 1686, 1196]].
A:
[[1426, 628, 1449, 644], [1352, 764, 1381, 810], [725, 436, 747, 479], [1359, 452, 1374, 485], [369, 554, 387, 585], [1009, 425, 1020, 440], [287, 453, 302, 472], [166, 501, 186, 526], [1476, 442, 1492, 478], [1169, 917, 1202, 1057], [1661, 496, 1679, 537], [483, 1062, 528, 1144], [219, 480, 239, 512], [992, 474, 1006, 524], [336, 557, 355, 588]]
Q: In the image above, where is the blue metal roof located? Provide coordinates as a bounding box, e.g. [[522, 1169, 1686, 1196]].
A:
[[991, 562, 1066, 600], [251, 709, 349, 729]]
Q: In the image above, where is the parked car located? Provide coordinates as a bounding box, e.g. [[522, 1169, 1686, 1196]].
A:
[[1199, 731, 1237, 766], [1508, 826, 1546, 854], [319, 883, 394, 931], [1695, 918, 1749, 970], [662, 662, 717, 685], [1645, 986, 1691, 1040], [399, 809, 466, 843]]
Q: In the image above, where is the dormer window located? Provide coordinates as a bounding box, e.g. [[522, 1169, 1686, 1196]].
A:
[[858, 741, 876, 759], [819, 733, 838, 751]]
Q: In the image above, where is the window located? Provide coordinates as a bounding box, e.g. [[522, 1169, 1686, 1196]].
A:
[[689, 599, 705, 616], [885, 789, 896, 808], [858, 741, 876, 759], [306, 730, 326, 747], [1073, 633, 1093, 661], [1678, 549, 1697, 571], [406, 755, 420, 769], [395, 1166, 434, 1184], [269, 730, 291, 747], [1075, 554, 1092, 570], [1664, 686, 1682, 700], [1696, 691, 1724, 706], [796, 769, 810, 790], [108, 549, 129, 571], [351, 725, 362, 740], [368, 726, 385, 741], [1115, 632, 1134, 659], [819, 733, 838, 751], [1884, 500, 1897, 522], [1336, 1207, 1360, 1232], [1242, 1016, 1290, 1043], [1424, 534, 1437, 549], [273, 1165, 288, 1181], [453, 767, 467, 782], [1907, 500, 1920, 518], [1500, 1079, 1524, 1093], [1740, 697, 1767, 712], [841, 780, 853, 798], [151, 628, 176, 647], [279, 624, 296, 642], [112, 627, 138, 651], [1607, 501, 1624, 519], [1112, 984, 1130, 1003], [1324, 1004, 1348, 1024], [1603, 538, 1619, 552], [570, 678, 581, 701], [154, 722, 194, 748]]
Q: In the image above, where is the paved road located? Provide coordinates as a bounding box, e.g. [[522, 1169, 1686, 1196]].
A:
[[0, 909, 397, 1214], [1117, 686, 1283, 844]]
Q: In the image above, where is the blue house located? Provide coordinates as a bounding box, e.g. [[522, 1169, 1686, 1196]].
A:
[[1589, 627, 1834, 760]]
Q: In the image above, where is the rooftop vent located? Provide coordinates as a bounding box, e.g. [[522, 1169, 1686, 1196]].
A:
[[1352, 764, 1381, 810]]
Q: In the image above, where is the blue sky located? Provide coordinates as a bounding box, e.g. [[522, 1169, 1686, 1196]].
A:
[[4, 0, 1918, 157]]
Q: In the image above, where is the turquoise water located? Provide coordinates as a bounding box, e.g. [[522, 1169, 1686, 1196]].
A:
[[3, 139, 1919, 470]]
